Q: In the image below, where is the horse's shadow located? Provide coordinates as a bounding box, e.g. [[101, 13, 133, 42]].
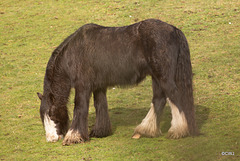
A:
[[88, 104, 209, 135]]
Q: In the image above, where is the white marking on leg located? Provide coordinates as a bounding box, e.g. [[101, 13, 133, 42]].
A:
[[167, 98, 189, 138], [44, 114, 59, 142], [64, 129, 74, 139], [62, 129, 84, 145], [133, 103, 161, 138]]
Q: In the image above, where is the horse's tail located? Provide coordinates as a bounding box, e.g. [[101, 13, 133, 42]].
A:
[[175, 28, 198, 136]]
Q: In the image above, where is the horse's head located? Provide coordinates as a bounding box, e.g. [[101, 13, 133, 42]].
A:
[[37, 92, 63, 142]]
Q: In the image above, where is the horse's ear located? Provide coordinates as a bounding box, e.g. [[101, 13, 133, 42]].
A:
[[37, 92, 43, 100]]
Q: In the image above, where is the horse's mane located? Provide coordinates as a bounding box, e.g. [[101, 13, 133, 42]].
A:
[[45, 24, 102, 82], [45, 30, 77, 82]]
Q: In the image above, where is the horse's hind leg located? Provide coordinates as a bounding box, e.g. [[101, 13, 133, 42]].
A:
[[167, 98, 189, 139], [90, 88, 112, 138], [62, 86, 91, 145], [132, 77, 166, 139], [159, 79, 190, 139]]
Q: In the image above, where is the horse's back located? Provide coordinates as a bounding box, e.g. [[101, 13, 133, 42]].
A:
[[65, 19, 180, 88], [70, 21, 150, 87]]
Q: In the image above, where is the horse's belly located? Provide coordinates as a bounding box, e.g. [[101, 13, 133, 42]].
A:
[[93, 61, 149, 88]]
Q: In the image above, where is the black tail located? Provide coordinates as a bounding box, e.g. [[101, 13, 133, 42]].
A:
[[175, 29, 198, 136]]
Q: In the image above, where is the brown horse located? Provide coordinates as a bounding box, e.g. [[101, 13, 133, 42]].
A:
[[37, 19, 198, 145]]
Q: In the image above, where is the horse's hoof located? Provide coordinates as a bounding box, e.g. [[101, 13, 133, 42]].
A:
[[132, 133, 141, 139], [62, 130, 86, 146], [167, 129, 189, 139]]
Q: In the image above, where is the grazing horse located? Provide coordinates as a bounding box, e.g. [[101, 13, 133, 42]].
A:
[[37, 19, 198, 145]]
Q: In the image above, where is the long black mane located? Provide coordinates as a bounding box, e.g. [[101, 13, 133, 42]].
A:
[[45, 30, 78, 84]]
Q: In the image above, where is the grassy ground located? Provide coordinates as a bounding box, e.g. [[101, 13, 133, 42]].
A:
[[0, 0, 239, 160]]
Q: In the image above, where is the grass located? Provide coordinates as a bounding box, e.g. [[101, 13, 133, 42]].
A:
[[0, 0, 239, 160]]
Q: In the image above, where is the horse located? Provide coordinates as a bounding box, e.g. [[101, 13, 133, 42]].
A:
[[37, 19, 198, 145]]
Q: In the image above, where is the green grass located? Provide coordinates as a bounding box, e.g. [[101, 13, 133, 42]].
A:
[[1, 0, 239, 160]]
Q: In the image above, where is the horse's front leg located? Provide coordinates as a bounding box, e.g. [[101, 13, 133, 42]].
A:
[[90, 88, 112, 138], [62, 86, 91, 145]]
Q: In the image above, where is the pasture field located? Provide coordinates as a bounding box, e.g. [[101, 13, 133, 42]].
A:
[[0, 0, 239, 160]]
